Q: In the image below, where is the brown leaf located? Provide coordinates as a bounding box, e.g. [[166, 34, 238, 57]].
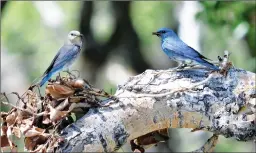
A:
[[135, 129, 169, 146], [17, 109, 32, 123], [67, 79, 85, 89], [24, 135, 48, 151], [26, 90, 39, 107], [23, 126, 45, 137], [45, 136, 60, 153], [130, 140, 145, 153], [1, 135, 11, 147], [49, 105, 69, 122], [1, 125, 8, 135], [21, 118, 33, 125], [0, 135, 17, 152], [15, 113, 24, 125], [69, 97, 82, 103], [12, 127, 21, 138], [6, 111, 17, 126], [136, 136, 158, 146], [31, 144, 46, 153], [157, 128, 169, 137], [46, 83, 74, 99], [55, 98, 69, 111], [24, 137, 37, 151], [20, 124, 31, 135]]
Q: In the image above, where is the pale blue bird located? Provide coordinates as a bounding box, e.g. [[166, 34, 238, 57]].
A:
[[39, 30, 83, 87], [152, 28, 219, 70]]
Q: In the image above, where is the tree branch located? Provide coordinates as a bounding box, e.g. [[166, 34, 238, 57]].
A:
[[58, 68, 255, 152]]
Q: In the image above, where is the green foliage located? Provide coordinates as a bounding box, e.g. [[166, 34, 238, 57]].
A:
[[131, 1, 177, 45], [197, 1, 256, 56]]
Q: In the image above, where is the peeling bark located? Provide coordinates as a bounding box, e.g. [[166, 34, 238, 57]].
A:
[[58, 68, 256, 152]]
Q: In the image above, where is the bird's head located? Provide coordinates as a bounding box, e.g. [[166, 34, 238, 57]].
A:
[[152, 28, 177, 39], [67, 30, 84, 46]]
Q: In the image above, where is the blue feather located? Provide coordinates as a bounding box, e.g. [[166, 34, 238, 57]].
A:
[[40, 73, 52, 87], [39, 44, 81, 86]]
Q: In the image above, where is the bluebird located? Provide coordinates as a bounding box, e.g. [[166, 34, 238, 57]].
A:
[[39, 30, 83, 87], [152, 28, 219, 70]]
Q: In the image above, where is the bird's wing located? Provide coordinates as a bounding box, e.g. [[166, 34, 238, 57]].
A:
[[43, 45, 80, 75], [162, 37, 209, 60], [43, 51, 61, 75], [187, 46, 209, 60]]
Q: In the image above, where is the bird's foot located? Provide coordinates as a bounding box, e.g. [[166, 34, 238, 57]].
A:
[[174, 63, 188, 70]]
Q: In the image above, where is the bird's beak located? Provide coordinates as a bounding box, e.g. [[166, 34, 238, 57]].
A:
[[152, 32, 160, 37]]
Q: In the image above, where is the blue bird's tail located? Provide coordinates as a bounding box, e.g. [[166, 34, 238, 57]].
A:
[[194, 58, 219, 70], [39, 73, 52, 87]]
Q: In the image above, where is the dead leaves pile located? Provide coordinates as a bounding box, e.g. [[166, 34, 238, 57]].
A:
[[1, 76, 116, 152]]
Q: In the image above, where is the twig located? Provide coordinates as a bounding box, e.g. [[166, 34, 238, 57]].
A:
[[1, 101, 36, 116]]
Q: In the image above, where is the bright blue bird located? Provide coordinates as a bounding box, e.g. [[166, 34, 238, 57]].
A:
[[152, 28, 219, 70], [39, 30, 83, 87]]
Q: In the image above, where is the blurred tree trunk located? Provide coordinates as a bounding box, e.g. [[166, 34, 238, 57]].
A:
[[1, 1, 8, 13], [79, 1, 151, 83]]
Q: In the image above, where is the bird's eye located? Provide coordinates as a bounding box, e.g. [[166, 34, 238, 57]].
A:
[[162, 31, 166, 33], [71, 33, 75, 36]]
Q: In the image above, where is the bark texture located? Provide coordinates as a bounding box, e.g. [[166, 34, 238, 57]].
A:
[[58, 68, 256, 152]]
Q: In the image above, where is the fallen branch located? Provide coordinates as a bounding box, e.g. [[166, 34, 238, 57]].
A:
[[57, 67, 256, 152], [1, 52, 255, 152]]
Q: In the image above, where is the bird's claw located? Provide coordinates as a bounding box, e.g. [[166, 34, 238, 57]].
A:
[[175, 63, 188, 70]]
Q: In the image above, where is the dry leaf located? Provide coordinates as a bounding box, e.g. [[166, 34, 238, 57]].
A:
[[1, 75, 113, 152], [46, 83, 74, 99], [24, 137, 37, 151], [25, 135, 48, 151], [23, 126, 45, 137], [31, 144, 46, 153], [26, 90, 39, 107], [55, 98, 69, 111], [1, 135, 11, 147], [49, 105, 69, 122], [0, 135, 17, 152], [45, 136, 60, 153], [15, 113, 24, 125], [20, 124, 31, 135], [6, 111, 17, 126], [1, 125, 8, 135], [12, 127, 21, 138], [21, 118, 33, 125], [69, 97, 82, 103], [67, 79, 85, 89]]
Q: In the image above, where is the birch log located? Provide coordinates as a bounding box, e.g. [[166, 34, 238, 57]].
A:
[[58, 68, 256, 152]]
